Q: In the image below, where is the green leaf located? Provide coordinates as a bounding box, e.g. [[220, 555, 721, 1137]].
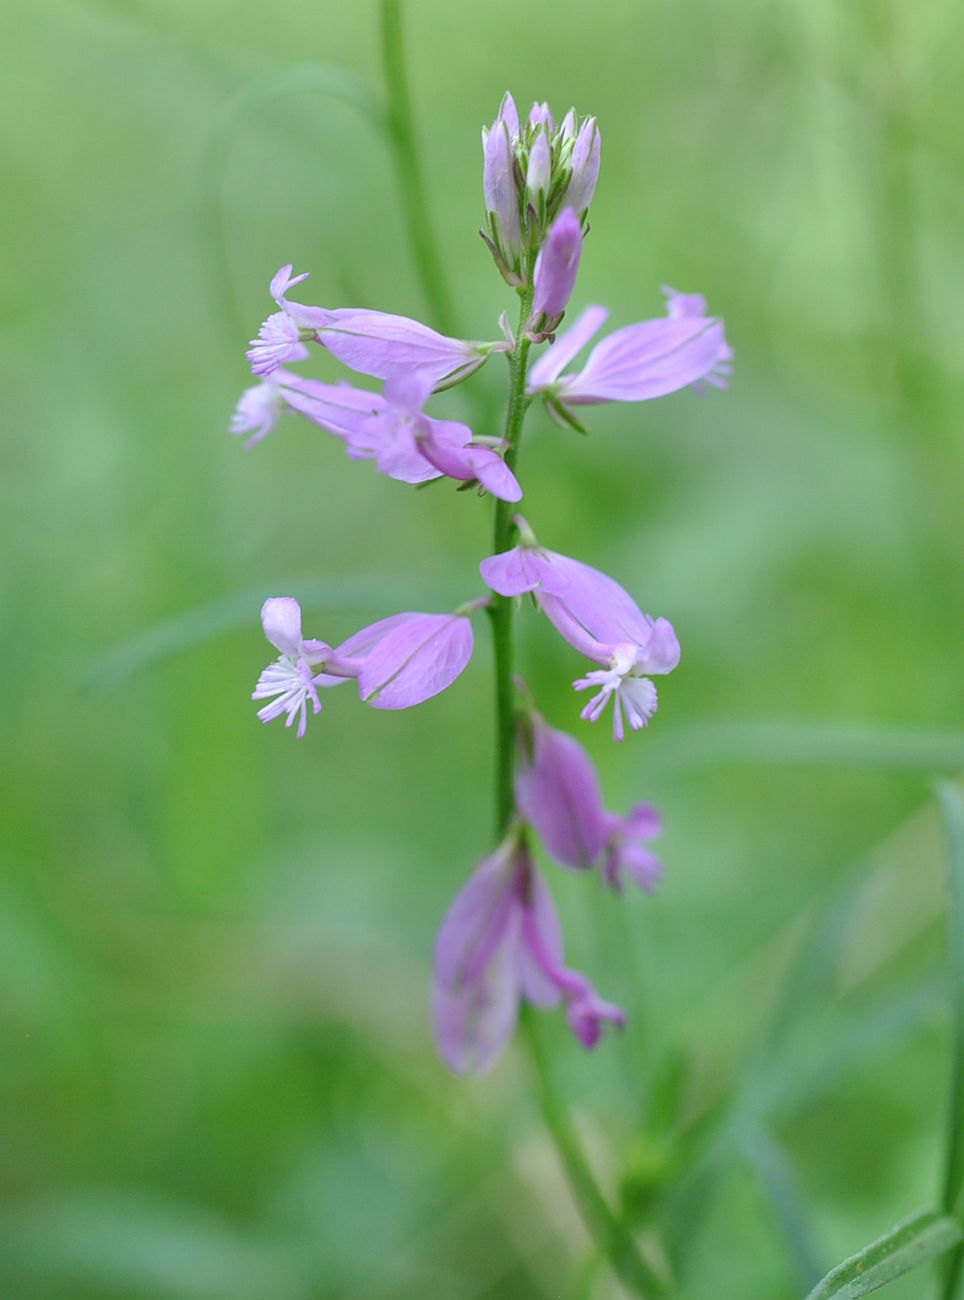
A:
[[937, 780, 964, 1299], [802, 1208, 963, 1300], [742, 1127, 824, 1291]]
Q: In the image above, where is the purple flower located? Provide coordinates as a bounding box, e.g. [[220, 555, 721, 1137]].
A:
[[530, 208, 583, 333], [246, 265, 336, 377], [433, 837, 624, 1074], [661, 285, 734, 393], [526, 292, 732, 421], [480, 525, 680, 740], [247, 265, 507, 388], [230, 364, 381, 451], [354, 370, 522, 501], [229, 375, 288, 449], [319, 311, 506, 390], [230, 369, 521, 500], [516, 714, 664, 889], [253, 599, 476, 736]]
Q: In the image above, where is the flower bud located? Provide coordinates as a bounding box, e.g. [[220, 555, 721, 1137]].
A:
[[528, 101, 554, 130], [530, 208, 583, 333], [483, 119, 522, 271], [526, 128, 552, 206], [480, 93, 600, 287], [562, 116, 600, 217], [497, 90, 520, 136]]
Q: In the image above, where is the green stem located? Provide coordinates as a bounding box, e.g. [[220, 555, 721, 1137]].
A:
[[523, 1009, 670, 1297], [378, 0, 459, 336], [374, 17, 661, 1286], [487, 296, 667, 1299], [487, 291, 533, 830]]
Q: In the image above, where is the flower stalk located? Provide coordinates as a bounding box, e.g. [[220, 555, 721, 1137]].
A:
[[488, 287, 534, 831], [487, 293, 668, 1297], [379, 0, 459, 336]]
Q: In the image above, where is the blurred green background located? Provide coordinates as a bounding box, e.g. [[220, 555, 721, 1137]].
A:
[[3, 0, 963, 1296]]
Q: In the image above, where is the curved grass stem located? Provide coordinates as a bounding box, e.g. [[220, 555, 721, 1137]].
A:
[[378, 0, 459, 335]]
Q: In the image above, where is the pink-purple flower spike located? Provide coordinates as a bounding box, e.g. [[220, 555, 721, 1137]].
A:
[[231, 89, 729, 1073]]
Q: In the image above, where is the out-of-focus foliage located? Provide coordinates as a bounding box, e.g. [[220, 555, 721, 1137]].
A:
[[1, 1, 962, 1296]]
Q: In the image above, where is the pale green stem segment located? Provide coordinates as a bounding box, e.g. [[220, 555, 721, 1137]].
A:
[[523, 1007, 671, 1298], [487, 289, 533, 831], [488, 295, 669, 1298], [378, 0, 459, 336]]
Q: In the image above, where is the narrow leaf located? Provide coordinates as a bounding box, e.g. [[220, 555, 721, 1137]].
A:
[[743, 1127, 824, 1290], [937, 781, 964, 1299], [803, 1208, 962, 1300]]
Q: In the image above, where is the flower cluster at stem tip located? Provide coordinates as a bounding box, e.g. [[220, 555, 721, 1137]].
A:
[[229, 92, 731, 1074]]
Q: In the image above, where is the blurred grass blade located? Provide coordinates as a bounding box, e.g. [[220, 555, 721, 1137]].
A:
[[765, 982, 942, 1119], [743, 1127, 824, 1291], [757, 875, 864, 1062], [937, 781, 964, 1299], [201, 64, 389, 338], [663, 983, 941, 1276], [802, 1209, 963, 1300], [657, 720, 964, 774]]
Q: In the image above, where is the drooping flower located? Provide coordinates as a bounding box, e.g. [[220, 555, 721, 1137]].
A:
[[246, 265, 507, 388], [530, 208, 583, 337], [601, 803, 663, 893], [480, 523, 680, 740], [526, 292, 732, 426], [253, 599, 477, 736], [516, 713, 664, 889], [230, 368, 521, 500], [348, 370, 522, 501], [433, 836, 624, 1074], [515, 714, 607, 869]]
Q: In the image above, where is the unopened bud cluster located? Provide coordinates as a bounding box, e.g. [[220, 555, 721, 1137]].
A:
[[481, 92, 600, 291]]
